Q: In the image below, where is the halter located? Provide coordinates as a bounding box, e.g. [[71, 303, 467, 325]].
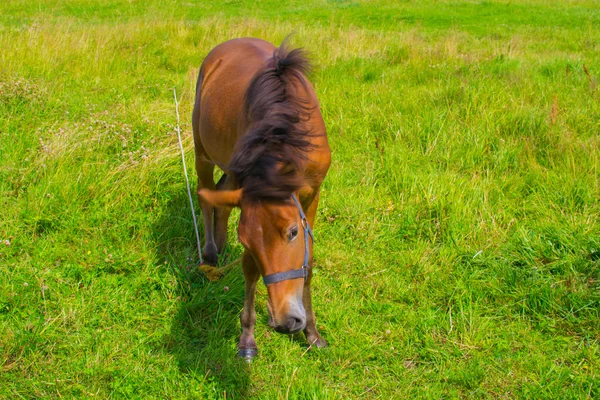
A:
[[262, 194, 314, 286]]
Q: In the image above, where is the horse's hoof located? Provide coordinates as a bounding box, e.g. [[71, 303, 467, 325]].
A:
[[237, 348, 257, 362], [202, 243, 218, 266], [202, 254, 218, 267], [307, 336, 328, 349]]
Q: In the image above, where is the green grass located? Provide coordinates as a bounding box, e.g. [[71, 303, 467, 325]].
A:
[[1, 0, 599, 398]]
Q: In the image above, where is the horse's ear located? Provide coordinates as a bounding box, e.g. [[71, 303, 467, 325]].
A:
[[198, 188, 242, 208]]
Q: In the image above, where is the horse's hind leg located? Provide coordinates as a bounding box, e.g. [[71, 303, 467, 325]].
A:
[[192, 65, 220, 265], [214, 173, 235, 255], [195, 157, 218, 265]]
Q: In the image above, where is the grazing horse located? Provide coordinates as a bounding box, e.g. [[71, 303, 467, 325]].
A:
[[192, 38, 331, 359]]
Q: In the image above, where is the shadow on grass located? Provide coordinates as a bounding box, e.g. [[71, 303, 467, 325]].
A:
[[152, 190, 249, 397]]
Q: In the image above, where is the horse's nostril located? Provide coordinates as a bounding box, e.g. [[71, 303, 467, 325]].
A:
[[286, 316, 305, 333], [273, 315, 305, 334]]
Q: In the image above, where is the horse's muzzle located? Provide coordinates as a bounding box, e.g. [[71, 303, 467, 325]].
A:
[[269, 299, 306, 334], [274, 314, 306, 334]]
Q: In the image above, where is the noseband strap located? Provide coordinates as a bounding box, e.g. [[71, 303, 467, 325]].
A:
[[262, 268, 308, 285], [262, 194, 314, 286]]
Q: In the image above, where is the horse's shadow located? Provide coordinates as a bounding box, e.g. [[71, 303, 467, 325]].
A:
[[152, 190, 250, 397]]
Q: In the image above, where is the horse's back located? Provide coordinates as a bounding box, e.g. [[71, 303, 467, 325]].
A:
[[193, 38, 276, 167], [193, 38, 329, 188]]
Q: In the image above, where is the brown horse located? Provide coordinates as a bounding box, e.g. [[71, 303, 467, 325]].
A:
[[192, 38, 331, 359]]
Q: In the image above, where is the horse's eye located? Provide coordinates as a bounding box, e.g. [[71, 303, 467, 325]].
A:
[[288, 226, 299, 241]]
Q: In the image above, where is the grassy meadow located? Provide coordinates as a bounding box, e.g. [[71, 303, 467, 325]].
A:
[[1, 0, 599, 398]]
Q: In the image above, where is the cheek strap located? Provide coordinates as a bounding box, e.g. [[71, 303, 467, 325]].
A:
[[262, 194, 314, 286]]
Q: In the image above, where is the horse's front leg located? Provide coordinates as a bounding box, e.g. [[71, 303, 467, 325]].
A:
[[238, 251, 259, 361], [302, 270, 327, 348], [302, 191, 327, 349]]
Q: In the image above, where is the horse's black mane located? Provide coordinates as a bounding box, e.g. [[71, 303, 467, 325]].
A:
[[228, 38, 313, 201]]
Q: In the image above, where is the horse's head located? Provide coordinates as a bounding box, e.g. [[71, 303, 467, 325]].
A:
[[198, 188, 308, 334]]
